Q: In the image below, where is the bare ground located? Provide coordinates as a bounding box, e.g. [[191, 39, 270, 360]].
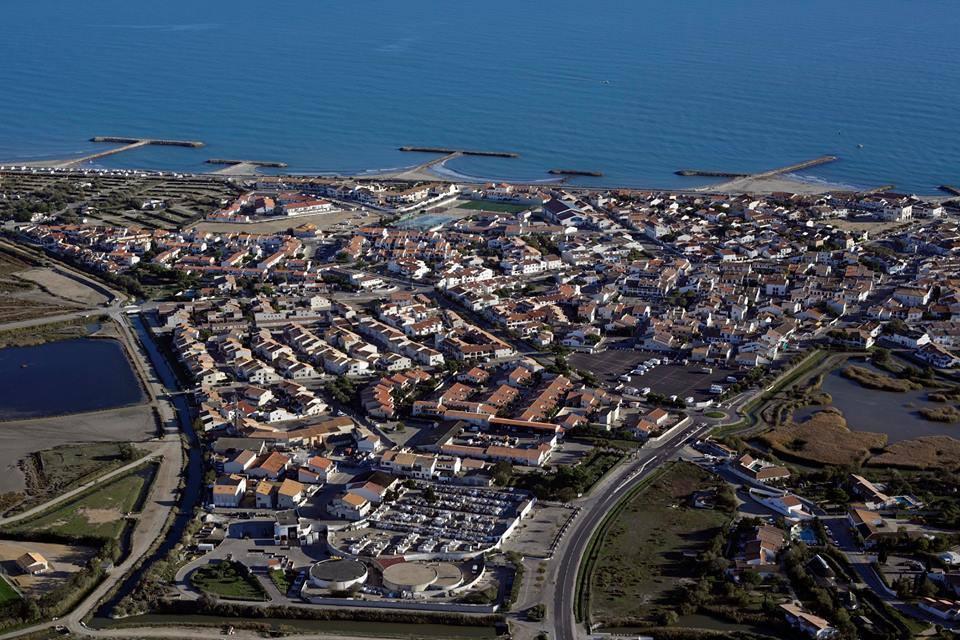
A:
[[16, 268, 109, 306], [0, 404, 156, 493], [0, 539, 96, 596]]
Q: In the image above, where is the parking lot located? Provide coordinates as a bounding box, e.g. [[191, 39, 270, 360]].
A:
[[501, 504, 577, 558], [569, 349, 742, 402], [331, 482, 533, 557]]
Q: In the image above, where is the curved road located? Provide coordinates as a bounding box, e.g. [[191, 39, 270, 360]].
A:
[[552, 420, 713, 640]]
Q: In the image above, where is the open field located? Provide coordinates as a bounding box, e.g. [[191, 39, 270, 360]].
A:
[[4, 442, 145, 514], [192, 208, 380, 234], [16, 268, 108, 306], [0, 403, 155, 494], [2, 463, 156, 540], [0, 249, 91, 324], [585, 462, 729, 627], [759, 409, 888, 467], [0, 539, 97, 596], [456, 200, 531, 213], [501, 504, 575, 558], [190, 561, 268, 601]]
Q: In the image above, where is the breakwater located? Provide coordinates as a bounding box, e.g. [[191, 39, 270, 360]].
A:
[[675, 169, 748, 178], [206, 159, 288, 168], [677, 155, 838, 181], [399, 146, 518, 158], [549, 169, 603, 177], [49, 136, 207, 168], [90, 136, 205, 148]]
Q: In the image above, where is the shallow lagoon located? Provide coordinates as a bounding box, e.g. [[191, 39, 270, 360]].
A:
[[0, 338, 144, 420], [795, 361, 958, 444]]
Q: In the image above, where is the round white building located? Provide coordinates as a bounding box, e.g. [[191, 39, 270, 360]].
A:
[[309, 559, 368, 590]]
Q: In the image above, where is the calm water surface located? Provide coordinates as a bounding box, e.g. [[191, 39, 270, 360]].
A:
[[0, 339, 144, 419], [1, 0, 959, 191], [795, 362, 959, 444]]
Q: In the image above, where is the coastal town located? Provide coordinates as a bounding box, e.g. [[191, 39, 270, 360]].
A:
[[3, 164, 960, 640]]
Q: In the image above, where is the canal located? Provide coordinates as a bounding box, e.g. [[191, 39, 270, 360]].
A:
[[94, 315, 203, 617]]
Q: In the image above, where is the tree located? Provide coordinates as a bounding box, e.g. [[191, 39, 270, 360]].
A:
[[740, 570, 761, 587], [118, 442, 136, 462], [491, 461, 513, 486], [659, 610, 679, 626], [877, 543, 889, 565]]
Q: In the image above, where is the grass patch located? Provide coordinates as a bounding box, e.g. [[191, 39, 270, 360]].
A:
[[191, 561, 267, 601], [0, 317, 95, 348], [12, 442, 143, 514], [705, 411, 725, 419], [584, 462, 730, 628], [840, 365, 921, 392], [3, 463, 157, 540], [0, 575, 20, 606], [759, 409, 887, 467], [269, 568, 294, 595], [868, 436, 960, 470], [457, 201, 530, 213]]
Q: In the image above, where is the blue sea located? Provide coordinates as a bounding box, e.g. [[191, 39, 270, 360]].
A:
[[1, 0, 958, 192]]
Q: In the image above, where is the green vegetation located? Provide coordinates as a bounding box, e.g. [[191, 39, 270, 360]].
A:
[[526, 603, 546, 621], [95, 611, 500, 638], [269, 568, 294, 596], [325, 376, 358, 406], [705, 411, 725, 419], [512, 450, 623, 501], [582, 462, 731, 628], [457, 201, 530, 213], [2, 463, 156, 541], [0, 316, 99, 349], [567, 423, 643, 450], [191, 562, 268, 601], [505, 551, 524, 609], [714, 349, 831, 437], [840, 365, 921, 392], [0, 576, 20, 607], [10, 442, 143, 514]]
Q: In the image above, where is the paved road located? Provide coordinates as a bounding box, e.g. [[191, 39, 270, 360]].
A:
[[552, 420, 713, 640]]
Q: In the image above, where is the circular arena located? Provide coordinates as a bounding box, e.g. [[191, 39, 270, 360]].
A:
[[381, 561, 462, 593], [309, 558, 368, 590]]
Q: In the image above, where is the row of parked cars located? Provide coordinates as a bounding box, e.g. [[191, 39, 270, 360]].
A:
[[619, 357, 669, 383]]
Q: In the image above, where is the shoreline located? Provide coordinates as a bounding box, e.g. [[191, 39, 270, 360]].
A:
[[1, 151, 955, 198]]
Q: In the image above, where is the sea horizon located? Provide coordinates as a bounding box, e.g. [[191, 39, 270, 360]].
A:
[[2, 0, 958, 194]]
